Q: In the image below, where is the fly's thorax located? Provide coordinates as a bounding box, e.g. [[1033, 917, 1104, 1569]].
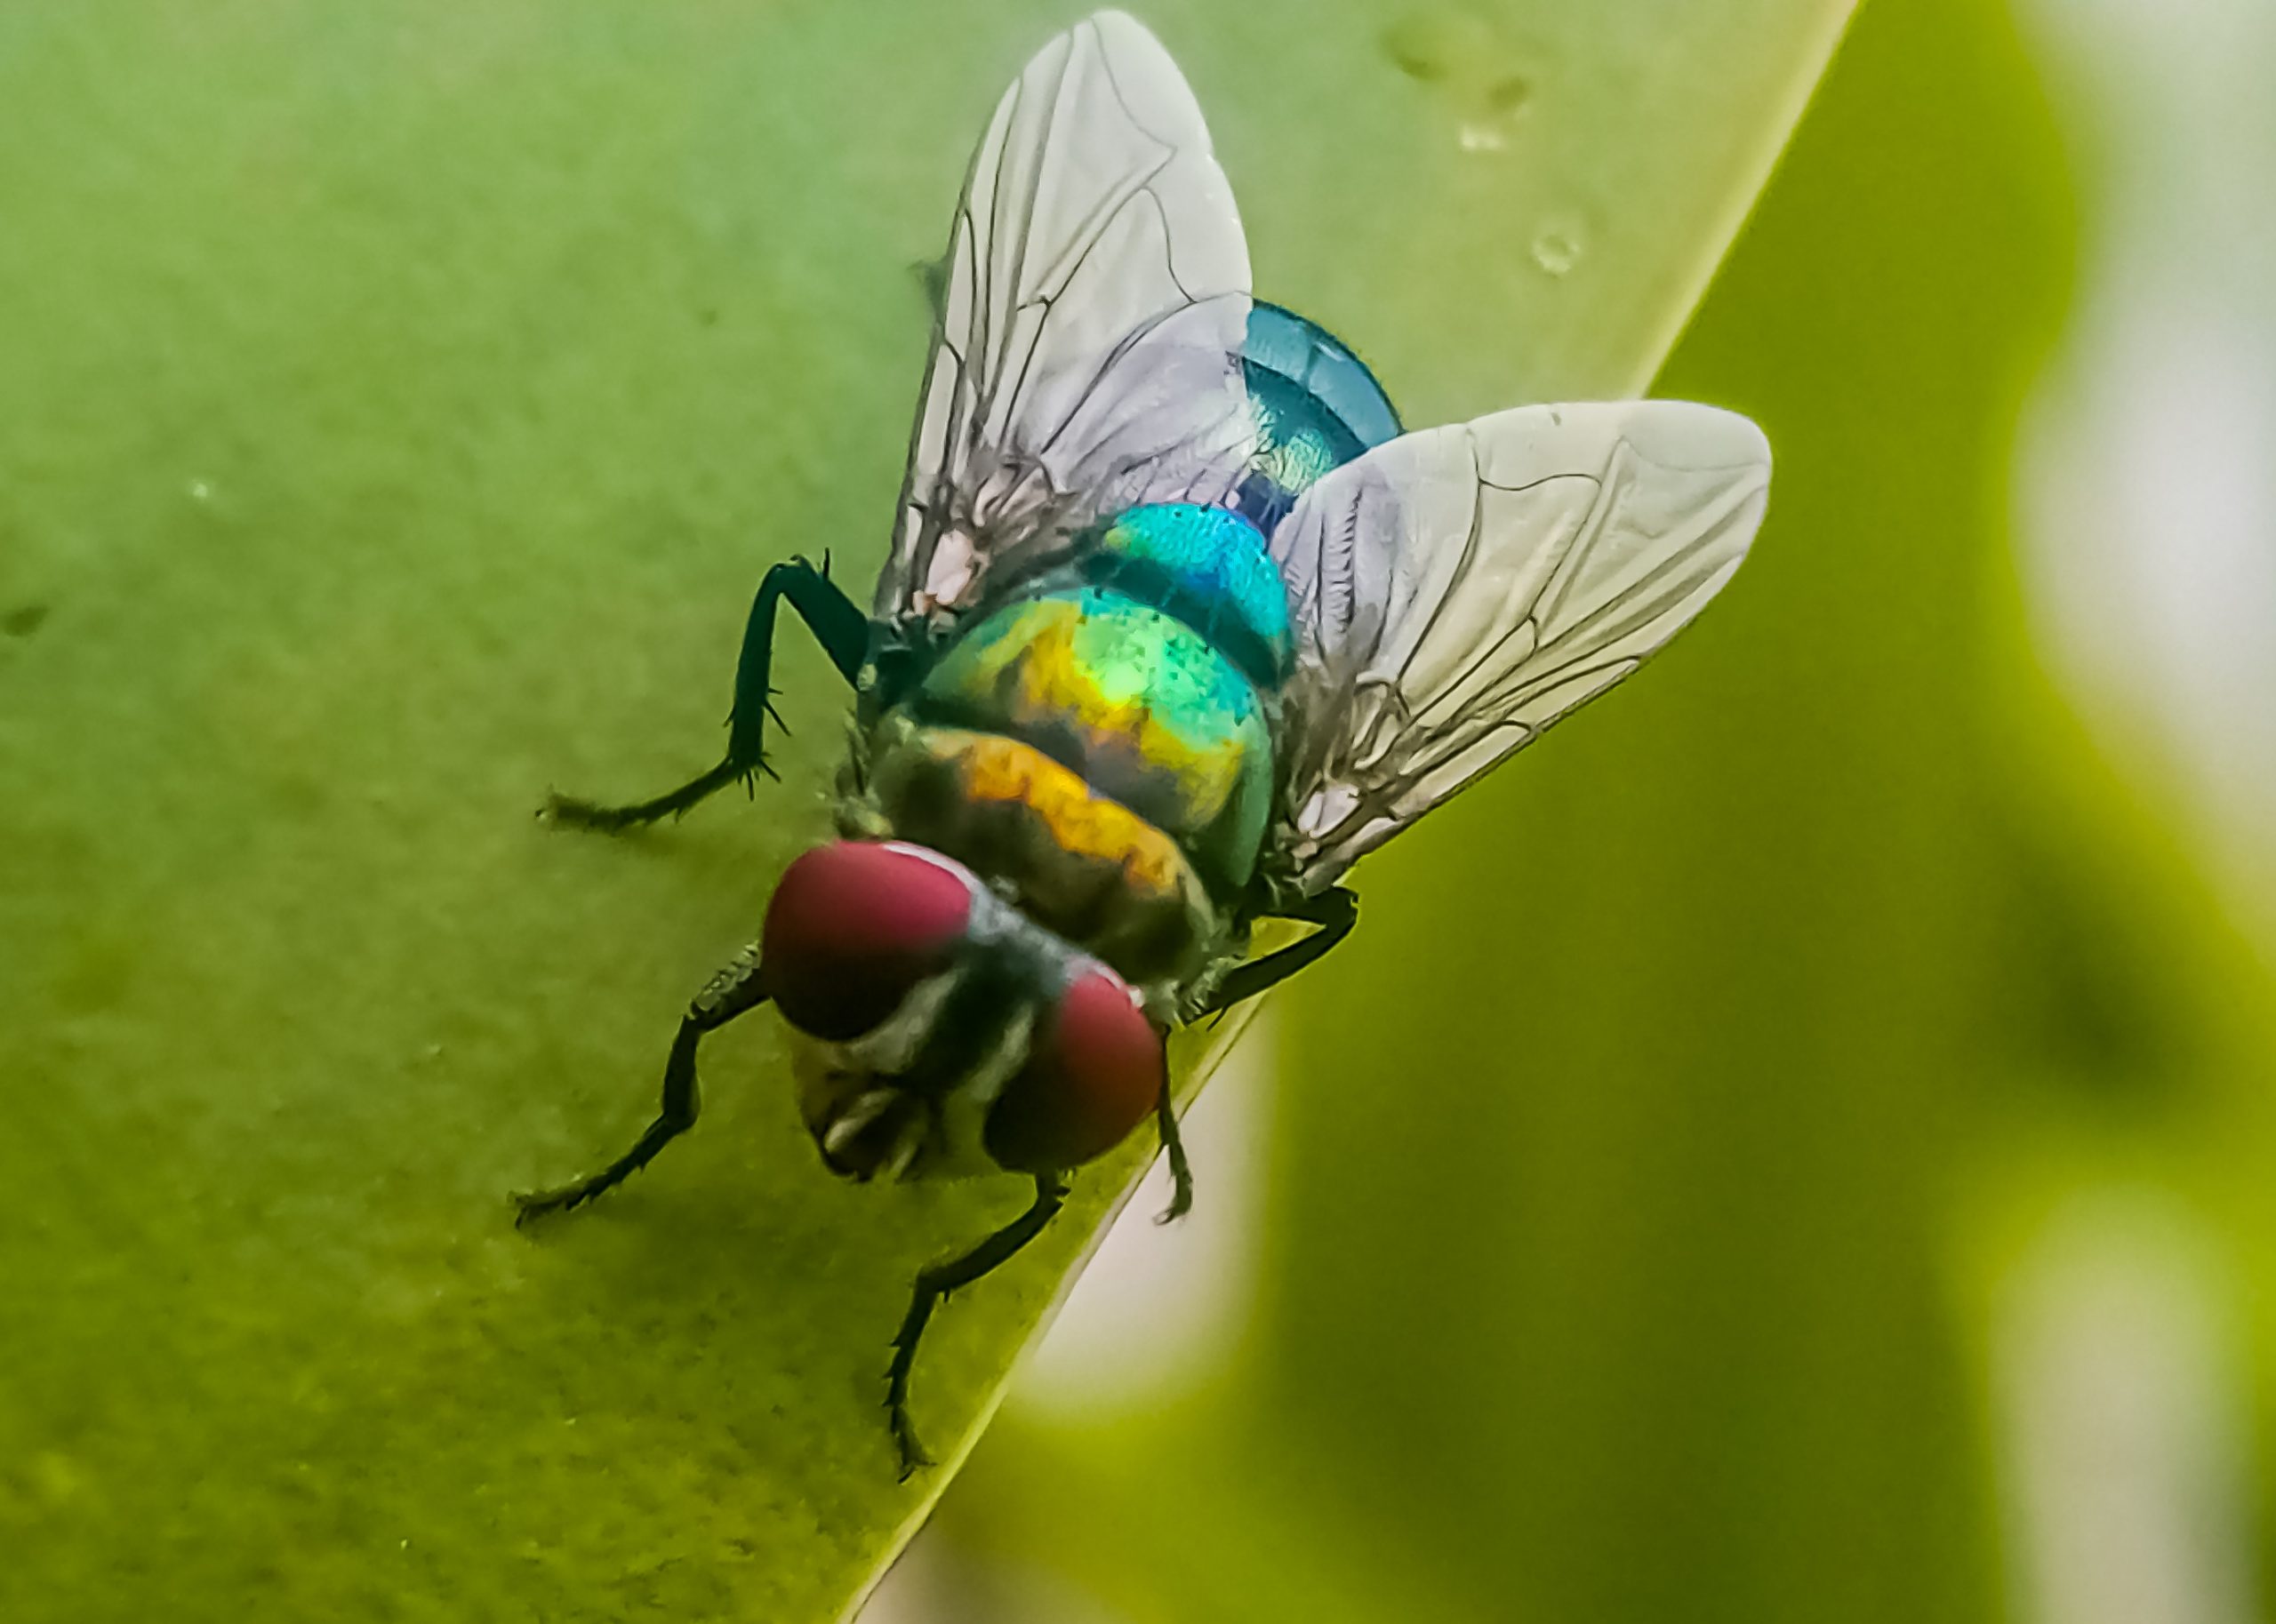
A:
[[844, 709, 1232, 988]]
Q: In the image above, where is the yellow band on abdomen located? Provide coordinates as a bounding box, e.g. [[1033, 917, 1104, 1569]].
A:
[[853, 716, 1225, 988], [944, 731, 1188, 902]]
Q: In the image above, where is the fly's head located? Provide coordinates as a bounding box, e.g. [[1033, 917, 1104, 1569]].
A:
[[760, 840, 1166, 1183]]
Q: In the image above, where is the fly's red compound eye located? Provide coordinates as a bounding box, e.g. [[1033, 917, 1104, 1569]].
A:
[[984, 967, 1164, 1172], [762, 841, 975, 1041]]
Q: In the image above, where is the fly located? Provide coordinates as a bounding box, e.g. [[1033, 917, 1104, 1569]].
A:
[[514, 9, 1772, 1477]]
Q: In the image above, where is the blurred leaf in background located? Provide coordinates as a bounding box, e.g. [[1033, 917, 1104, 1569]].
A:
[[1988, 0, 2276, 1617]]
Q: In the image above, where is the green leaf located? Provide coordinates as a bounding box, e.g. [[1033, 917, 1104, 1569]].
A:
[[0, 4, 1847, 1619]]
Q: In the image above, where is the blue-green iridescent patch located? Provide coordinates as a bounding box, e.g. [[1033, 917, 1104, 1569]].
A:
[[1095, 502, 1293, 684], [1238, 300, 1403, 531]]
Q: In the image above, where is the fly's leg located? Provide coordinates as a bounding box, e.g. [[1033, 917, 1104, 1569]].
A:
[[543, 555, 869, 832], [1152, 891, 1360, 1218], [886, 1175, 1068, 1478], [1186, 885, 1359, 1020], [512, 943, 769, 1224], [1153, 1083, 1193, 1225]]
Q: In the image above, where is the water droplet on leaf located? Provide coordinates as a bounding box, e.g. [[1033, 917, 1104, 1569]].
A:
[[1531, 228, 1582, 276]]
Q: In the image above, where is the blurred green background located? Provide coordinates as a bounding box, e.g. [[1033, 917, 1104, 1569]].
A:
[[6, 0, 2273, 1620]]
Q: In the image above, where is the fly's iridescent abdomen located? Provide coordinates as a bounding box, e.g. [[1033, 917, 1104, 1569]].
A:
[[1238, 301, 1406, 532]]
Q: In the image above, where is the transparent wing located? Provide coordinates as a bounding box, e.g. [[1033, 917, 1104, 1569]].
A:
[[1268, 401, 1772, 892], [877, 11, 1254, 623]]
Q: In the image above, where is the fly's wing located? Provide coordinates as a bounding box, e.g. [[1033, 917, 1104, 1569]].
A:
[[877, 12, 1254, 625], [1268, 401, 1772, 892]]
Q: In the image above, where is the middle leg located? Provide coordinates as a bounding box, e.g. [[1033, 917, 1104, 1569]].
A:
[[1153, 1082, 1194, 1224], [1187, 885, 1359, 1020]]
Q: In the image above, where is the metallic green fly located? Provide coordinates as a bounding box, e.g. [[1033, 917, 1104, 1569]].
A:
[[517, 9, 1771, 1476]]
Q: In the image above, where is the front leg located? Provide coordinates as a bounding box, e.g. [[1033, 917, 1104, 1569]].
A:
[[512, 941, 770, 1223], [544, 555, 870, 832], [886, 1175, 1068, 1477]]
